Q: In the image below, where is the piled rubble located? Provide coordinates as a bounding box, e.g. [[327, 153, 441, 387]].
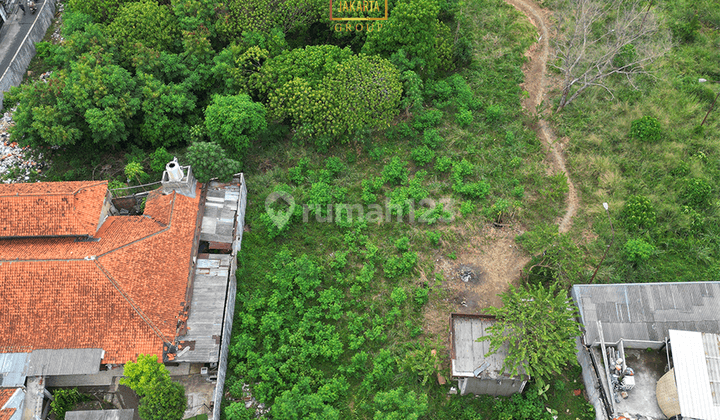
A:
[[0, 109, 48, 183]]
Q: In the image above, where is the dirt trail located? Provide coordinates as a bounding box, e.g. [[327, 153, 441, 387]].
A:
[[504, 0, 578, 233]]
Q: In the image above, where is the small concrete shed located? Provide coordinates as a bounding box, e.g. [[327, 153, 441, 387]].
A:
[[450, 313, 528, 396]]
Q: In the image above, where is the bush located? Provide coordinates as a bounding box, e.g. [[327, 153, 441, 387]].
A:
[[485, 104, 505, 124], [624, 238, 655, 263], [50, 388, 87, 420], [630, 116, 663, 142], [456, 108, 473, 126], [391, 287, 408, 306], [414, 286, 429, 306], [411, 145, 436, 166], [683, 178, 712, 208], [435, 156, 452, 172], [382, 157, 409, 186], [413, 109, 443, 130], [422, 128, 444, 149], [460, 201, 476, 216], [622, 195, 656, 230]]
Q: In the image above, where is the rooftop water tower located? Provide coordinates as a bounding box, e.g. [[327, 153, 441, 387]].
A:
[[161, 157, 197, 198]]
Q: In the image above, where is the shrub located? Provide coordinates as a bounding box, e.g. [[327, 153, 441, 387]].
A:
[[395, 236, 410, 252], [413, 109, 443, 130], [422, 128, 444, 149], [456, 108, 473, 126], [411, 145, 436, 166], [384, 252, 418, 279], [325, 156, 345, 177], [683, 178, 712, 208], [485, 104, 505, 124], [382, 157, 409, 186], [391, 287, 408, 306], [414, 287, 429, 306], [630, 116, 663, 142], [50, 388, 87, 420], [624, 238, 655, 263], [427, 231, 442, 247], [434, 156, 452, 172], [460, 201, 476, 216], [622, 195, 656, 230], [288, 158, 309, 185]]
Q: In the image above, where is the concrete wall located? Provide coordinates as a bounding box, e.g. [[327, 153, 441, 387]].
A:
[[212, 174, 246, 420], [457, 377, 526, 397], [0, 0, 55, 110], [576, 339, 611, 420]]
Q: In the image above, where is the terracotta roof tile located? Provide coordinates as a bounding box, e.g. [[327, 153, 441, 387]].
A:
[[0, 408, 15, 420], [0, 186, 202, 364], [0, 388, 18, 420], [0, 181, 108, 237], [0, 389, 15, 406]]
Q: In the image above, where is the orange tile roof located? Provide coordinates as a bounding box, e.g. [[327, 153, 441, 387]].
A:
[[0, 186, 201, 364], [0, 388, 17, 420], [0, 181, 108, 238]]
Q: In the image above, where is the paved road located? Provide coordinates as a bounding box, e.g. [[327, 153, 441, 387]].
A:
[[0, 0, 46, 95]]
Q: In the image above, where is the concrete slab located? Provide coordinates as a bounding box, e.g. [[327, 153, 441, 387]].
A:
[[594, 347, 667, 419]]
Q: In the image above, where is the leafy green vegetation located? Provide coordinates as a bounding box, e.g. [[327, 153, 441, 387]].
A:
[[121, 354, 186, 420], [13, 0, 718, 416]]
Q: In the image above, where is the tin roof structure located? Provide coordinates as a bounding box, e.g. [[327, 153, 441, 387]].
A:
[[450, 313, 526, 380], [571, 282, 720, 346], [669, 329, 720, 420]]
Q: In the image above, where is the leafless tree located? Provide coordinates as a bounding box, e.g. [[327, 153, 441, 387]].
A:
[[551, 0, 672, 111]]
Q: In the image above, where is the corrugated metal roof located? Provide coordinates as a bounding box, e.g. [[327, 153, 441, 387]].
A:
[[669, 330, 720, 420], [25, 349, 103, 376], [65, 409, 135, 420], [572, 282, 720, 346], [450, 314, 526, 379], [0, 354, 28, 387]]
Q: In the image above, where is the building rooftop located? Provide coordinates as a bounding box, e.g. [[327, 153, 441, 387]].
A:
[[0, 186, 201, 364], [669, 329, 720, 420], [571, 282, 720, 346], [450, 313, 526, 380], [0, 181, 108, 238], [66, 409, 135, 420], [0, 388, 20, 420]]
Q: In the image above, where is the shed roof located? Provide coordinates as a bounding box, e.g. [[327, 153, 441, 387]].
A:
[[669, 329, 720, 420], [0, 187, 201, 363], [66, 409, 135, 420], [450, 313, 526, 379], [571, 282, 720, 346], [0, 181, 108, 238]]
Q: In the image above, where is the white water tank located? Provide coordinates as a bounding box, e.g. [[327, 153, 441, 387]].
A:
[[166, 158, 184, 181]]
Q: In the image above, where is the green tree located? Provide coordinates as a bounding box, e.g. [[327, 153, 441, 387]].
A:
[[204, 94, 267, 158], [121, 354, 186, 420], [260, 49, 402, 139], [363, 0, 453, 76], [137, 378, 186, 420], [67, 0, 131, 22], [120, 354, 171, 397], [185, 141, 242, 182], [479, 282, 581, 389], [215, 0, 324, 40], [108, 0, 181, 59]]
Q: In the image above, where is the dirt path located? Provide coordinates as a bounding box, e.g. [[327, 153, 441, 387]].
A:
[[504, 0, 578, 233]]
